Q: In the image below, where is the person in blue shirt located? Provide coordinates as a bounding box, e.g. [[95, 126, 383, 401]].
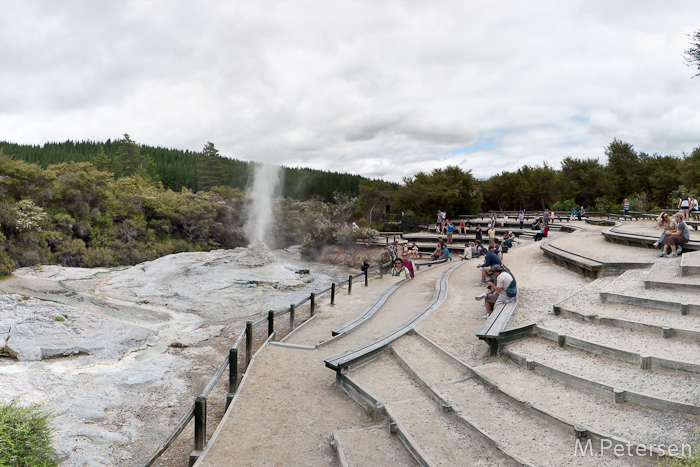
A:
[[476, 245, 502, 286], [446, 220, 455, 244]]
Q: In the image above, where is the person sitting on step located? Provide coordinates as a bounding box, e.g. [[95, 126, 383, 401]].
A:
[[659, 213, 689, 258], [475, 245, 502, 286]]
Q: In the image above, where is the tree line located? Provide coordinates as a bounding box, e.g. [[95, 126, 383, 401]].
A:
[[0, 136, 366, 203]]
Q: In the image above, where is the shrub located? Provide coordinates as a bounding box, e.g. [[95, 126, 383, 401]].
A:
[[0, 250, 13, 276], [54, 238, 88, 267], [6, 232, 50, 267], [550, 199, 577, 212], [0, 400, 57, 466], [594, 196, 621, 214], [84, 247, 115, 268]]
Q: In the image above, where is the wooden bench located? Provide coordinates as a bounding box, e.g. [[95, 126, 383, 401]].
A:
[[476, 298, 518, 356]]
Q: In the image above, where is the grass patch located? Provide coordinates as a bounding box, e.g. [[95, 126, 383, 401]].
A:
[[0, 400, 57, 466]]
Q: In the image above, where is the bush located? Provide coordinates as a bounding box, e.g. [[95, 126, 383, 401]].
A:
[[6, 232, 50, 267], [84, 247, 115, 268], [594, 196, 621, 214], [0, 250, 13, 276], [54, 238, 88, 267], [550, 199, 577, 212], [0, 400, 57, 466]]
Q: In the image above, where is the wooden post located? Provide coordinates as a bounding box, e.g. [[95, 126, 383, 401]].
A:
[[289, 304, 295, 332], [310, 293, 316, 316], [331, 283, 336, 306], [662, 327, 672, 338], [526, 359, 535, 371], [613, 388, 626, 403], [245, 321, 253, 368], [557, 334, 566, 347], [348, 275, 353, 294], [194, 396, 207, 449], [640, 355, 651, 370], [268, 310, 274, 337], [226, 348, 238, 409], [379, 264, 383, 279]]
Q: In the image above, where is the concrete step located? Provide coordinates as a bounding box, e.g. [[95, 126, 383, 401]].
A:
[[599, 269, 700, 315], [505, 337, 700, 408], [349, 351, 521, 466], [681, 250, 700, 276], [388, 334, 638, 466], [536, 315, 700, 367], [476, 359, 697, 449], [556, 276, 700, 332], [644, 259, 700, 291], [331, 426, 419, 467]]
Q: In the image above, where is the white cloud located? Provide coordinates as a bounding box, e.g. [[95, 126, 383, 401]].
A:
[[1, 0, 699, 183]]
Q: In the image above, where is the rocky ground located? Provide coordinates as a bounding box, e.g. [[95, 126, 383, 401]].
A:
[[0, 244, 361, 466]]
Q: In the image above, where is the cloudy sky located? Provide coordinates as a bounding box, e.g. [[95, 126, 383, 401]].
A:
[[1, 1, 699, 183]]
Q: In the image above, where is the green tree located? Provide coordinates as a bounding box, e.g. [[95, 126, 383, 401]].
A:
[[604, 139, 641, 201], [197, 142, 228, 191], [115, 134, 149, 177], [398, 166, 482, 217]]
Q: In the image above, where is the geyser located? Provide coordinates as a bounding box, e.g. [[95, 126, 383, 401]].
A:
[[245, 163, 281, 246]]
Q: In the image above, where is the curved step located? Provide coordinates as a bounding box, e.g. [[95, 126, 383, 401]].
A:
[[324, 261, 464, 372], [506, 349, 700, 416], [535, 325, 700, 374], [505, 337, 700, 408]]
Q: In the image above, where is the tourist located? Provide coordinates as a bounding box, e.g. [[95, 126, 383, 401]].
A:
[[388, 240, 399, 261], [459, 218, 466, 235], [446, 219, 455, 245], [473, 240, 486, 257], [549, 211, 555, 224], [466, 218, 472, 231], [531, 215, 541, 230], [578, 206, 585, 220], [691, 196, 699, 214], [623, 198, 630, 216], [503, 231, 515, 249], [570, 208, 578, 221], [475, 245, 502, 286], [502, 213, 508, 227], [459, 242, 473, 261], [488, 223, 496, 246], [475, 225, 483, 243], [401, 252, 415, 279], [533, 223, 548, 242], [679, 193, 690, 221], [431, 245, 449, 261], [518, 211, 524, 230], [391, 258, 409, 279], [653, 212, 676, 247], [411, 242, 420, 259], [543, 209, 550, 225], [402, 242, 410, 256], [475, 264, 515, 319], [659, 213, 689, 258]]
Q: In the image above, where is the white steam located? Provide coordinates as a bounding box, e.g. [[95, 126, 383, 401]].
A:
[[245, 163, 282, 245]]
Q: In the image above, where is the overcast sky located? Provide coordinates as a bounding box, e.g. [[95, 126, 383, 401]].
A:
[[1, 1, 699, 183]]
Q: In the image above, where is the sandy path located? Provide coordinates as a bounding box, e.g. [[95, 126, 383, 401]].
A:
[[196, 265, 450, 466]]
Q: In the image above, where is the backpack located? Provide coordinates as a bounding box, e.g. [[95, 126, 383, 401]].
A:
[[505, 278, 517, 298]]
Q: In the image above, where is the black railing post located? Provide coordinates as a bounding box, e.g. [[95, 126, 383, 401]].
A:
[[289, 304, 295, 331], [188, 396, 207, 466], [348, 275, 353, 294], [245, 321, 253, 368], [310, 292, 316, 316], [268, 310, 274, 337], [364, 269, 368, 287], [331, 283, 336, 306], [226, 348, 238, 409], [380, 264, 383, 279]]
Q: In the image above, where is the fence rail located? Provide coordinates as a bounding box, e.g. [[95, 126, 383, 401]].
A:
[[144, 262, 389, 467]]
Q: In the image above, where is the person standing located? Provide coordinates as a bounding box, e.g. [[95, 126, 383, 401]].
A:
[[487, 223, 496, 246], [679, 193, 690, 221], [475, 225, 482, 242], [401, 252, 415, 279], [623, 198, 630, 216], [446, 220, 454, 244], [518, 211, 524, 230]]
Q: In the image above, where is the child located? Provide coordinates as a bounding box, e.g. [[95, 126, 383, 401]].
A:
[[411, 242, 420, 258]]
